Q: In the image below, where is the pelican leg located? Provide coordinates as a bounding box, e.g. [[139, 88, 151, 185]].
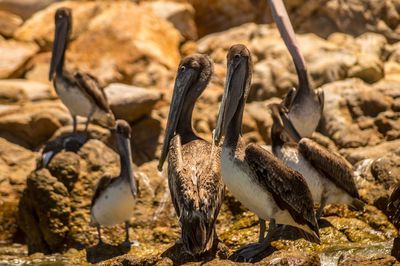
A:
[[258, 219, 266, 243], [316, 196, 327, 220], [72, 115, 77, 133], [97, 225, 103, 245], [124, 221, 130, 243], [85, 108, 95, 132]]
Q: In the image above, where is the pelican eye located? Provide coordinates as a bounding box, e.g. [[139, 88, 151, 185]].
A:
[[180, 65, 186, 71], [234, 54, 240, 59]]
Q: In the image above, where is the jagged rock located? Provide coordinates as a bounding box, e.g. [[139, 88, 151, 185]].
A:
[[0, 79, 54, 103], [141, 0, 197, 40], [342, 139, 400, 164], [338, 254, 399, 266], [104, 83, 162, 123], [0, 39, 38, 79], [0, 10, 22, 38], [0, 100, 70, 148]]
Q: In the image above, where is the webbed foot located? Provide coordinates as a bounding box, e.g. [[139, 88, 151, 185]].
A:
[[230, 241, 275, 263]]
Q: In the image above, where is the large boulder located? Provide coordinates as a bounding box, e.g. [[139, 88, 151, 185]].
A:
[[104, 83, 162, 123], [0, 10, 22, 38], [0, 39, 38, 79], [0, 79, 54, 104]]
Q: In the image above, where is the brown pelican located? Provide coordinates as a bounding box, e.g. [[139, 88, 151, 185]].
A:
[[49, 8, 115, 133], [388, 184, 400, 229], [270, 104, 364, 217], [268, 0, 324, 137], [214, 44, 319, 262], [90, 120, 137, 245], [158, 54, 224, 255]]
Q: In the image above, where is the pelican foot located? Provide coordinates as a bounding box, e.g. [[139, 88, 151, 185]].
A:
[[230, 242, 275, 263]]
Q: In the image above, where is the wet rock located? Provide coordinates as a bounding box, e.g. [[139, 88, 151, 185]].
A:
[[141, 0, 197, 40], [0, 39, 38, 79], [0, 101, 70, 149], [338, 254, 399, 266], [258, 250, 320, 265], [104, 83, 163, 123], [0, 79, 54, 103], [0, 10, 22, 38]]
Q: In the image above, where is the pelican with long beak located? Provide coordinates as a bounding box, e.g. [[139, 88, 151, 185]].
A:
[[268, 0, 324, 137], [270, 103, 364, 218], [214, 44, 319, 262], [49, 8, 115, 133], [158, 54, 224, 255], [90, 120, 138, 245]]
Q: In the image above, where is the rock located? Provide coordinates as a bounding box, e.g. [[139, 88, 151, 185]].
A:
[[0, 79, 54, 103], [0, 39, 38, 79], [384, 61, 400, 82], [14, 1, 102, 49], [348, 55, 384, 83], [0, 100, 70, 149], [0, 10, 22, 38], [24, 52, 52, 84], [141, 1, 197, 40], [0, 0, 58, 20], [342, 139, 400, 164], [321, 79, 387, 149], [338, 254, 399, 266], [0, 137, 36, 242], [104, 83, 162, 123], [258, 250, 320, 265], [353, 150, 400, 210], [68, 1, 181, 84]]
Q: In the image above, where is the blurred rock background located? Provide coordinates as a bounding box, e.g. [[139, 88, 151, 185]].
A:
[[0, 0, 400, 265]]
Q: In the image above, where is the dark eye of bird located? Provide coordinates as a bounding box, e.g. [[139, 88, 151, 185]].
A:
[[234, 54, 240, 59], [180, 66, 186, 72]]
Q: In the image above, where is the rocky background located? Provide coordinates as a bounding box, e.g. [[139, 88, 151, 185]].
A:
[[1, 0, 400, 265]]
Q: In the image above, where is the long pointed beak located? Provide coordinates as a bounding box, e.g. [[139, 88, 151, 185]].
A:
[[49, 18, 69, 81], [119, 134, 137, 196], [158, 69, 196, 171], [280, 111, 302, 142], [214, 58, 246, 145]]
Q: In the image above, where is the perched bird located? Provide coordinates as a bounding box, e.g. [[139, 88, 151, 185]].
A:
[[158, 54, 224, 255], [388, 184, 400, 229], [270, 104, 364, 217], [49, 7, 115, 133], [268, 0, 324, 138], [213, 44, 319, 262], [90, 120, 137, 245]]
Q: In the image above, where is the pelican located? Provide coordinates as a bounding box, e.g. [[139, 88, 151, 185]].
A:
[[214, 44, 319, 262], [49, 8, 115, 133], [268, 0, 324, 137], [158, 54, 224, 255], [270, 104, 364, 217], [388, 184, 400, 229], [90, 120, 137, 245]]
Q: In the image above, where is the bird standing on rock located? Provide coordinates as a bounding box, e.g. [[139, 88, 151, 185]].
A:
[[158, 54, 224, 256], [270, 104, 364, 217], [214, 44, 319, 262], [49, 7, 115, 133], [90, 120, 138, 246]]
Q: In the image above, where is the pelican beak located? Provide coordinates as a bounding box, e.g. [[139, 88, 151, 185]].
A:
[[214, 57, 247, 145], [158, 68, 196, 171], [49, 12, 70, 81], [280, 110, 302, 142], [117, 132, 137, 196]]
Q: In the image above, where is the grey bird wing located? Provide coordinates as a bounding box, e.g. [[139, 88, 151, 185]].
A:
[[74, 71, 111, 113], [388, 184, 400, 229], [91, 175, 116, 208], [298, 138, 359, 199], [244, 143, 319, 236]]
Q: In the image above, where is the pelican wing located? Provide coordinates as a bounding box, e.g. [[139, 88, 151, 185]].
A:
[[244, 143, 319, 236], [74, 71, 111, 113], [298, 138, 359, 199], [91, 175, 115, 208]]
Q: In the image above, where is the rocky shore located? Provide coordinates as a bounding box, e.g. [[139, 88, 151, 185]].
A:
[[0, 0, 400, 265]]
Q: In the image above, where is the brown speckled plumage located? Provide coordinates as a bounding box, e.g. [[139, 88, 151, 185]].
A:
[[298, 138, 360, 199], [388, 184, 400, 229]]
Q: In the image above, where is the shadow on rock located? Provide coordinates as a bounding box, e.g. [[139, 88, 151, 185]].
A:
[[161, 240, 228, 266], [86, 242, 131, 264]]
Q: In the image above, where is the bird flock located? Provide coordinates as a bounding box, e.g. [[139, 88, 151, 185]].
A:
[[41, 0, 400, 263]]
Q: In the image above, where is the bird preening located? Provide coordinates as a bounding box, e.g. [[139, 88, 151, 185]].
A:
[[39, 0, 384, 263]]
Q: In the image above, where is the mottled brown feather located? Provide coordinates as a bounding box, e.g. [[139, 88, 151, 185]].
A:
[[388, 184, 400, 229], [244, 143, 319, 236], [90, 175, 116, 208], [298, 138, 360, 199]]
